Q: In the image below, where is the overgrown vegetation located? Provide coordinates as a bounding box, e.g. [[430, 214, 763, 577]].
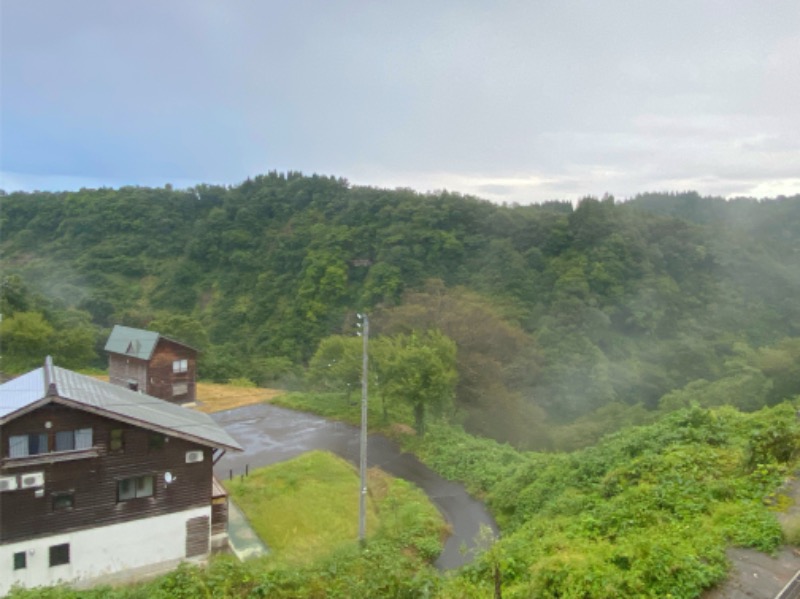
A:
[[10, 402, 800, 598]]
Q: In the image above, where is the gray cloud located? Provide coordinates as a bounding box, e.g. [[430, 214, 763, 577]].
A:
[[1, 0, 799, 202]]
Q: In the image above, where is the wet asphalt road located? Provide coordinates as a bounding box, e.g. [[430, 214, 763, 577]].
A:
[[211, 403, 498, 570]]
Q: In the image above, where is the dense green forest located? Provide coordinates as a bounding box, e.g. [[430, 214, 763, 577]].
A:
[[2, 175, 800, 450]]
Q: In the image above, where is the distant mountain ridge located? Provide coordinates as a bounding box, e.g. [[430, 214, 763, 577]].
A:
[[2, 175, 799, 448]]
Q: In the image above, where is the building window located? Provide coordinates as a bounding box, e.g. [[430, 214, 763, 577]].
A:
[[55, 428, 93, 452], [13, 552, 26, 570], [110, 429, 124, 452], [148, 433, 166, 451], [52, 492, 75, 511], [172, 382, 189, 397], [173, 359, 188, 373], [118, 475, 154, 501], [9, 433, 48, 458], [49, 543, 70, 567]]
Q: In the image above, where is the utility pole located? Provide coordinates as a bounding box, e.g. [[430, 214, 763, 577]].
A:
[[357, 313, 369, 544]]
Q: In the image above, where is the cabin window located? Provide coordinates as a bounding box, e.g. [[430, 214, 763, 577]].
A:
[[148, 433, 166, 451], [52, 492, 75, 511], [173, 359, 188, 373], [118, 475, 154, 501], [13, 552, 26, 570], [173, 382, 189, 397], [55, 428, 93, 452], [9, 433, 48, 458], [49, 544, 70, 567], [110, 429, 124, 452]]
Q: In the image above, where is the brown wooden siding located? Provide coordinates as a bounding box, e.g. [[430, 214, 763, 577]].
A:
[[0, 403, 213, 544], [108, 356, 148, 393], [210, 478, 228, 536], [144, 339, 197, 404], [185, 515, 210, 557]]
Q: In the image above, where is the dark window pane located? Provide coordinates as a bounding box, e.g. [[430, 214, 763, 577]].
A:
[[13, 552, 26, 570], [55, 431, 75, 452], [148, 434, 165, 451], [49, 544, 70, 567], [118, 478, 135, 501], [53, 493, 74, 510], [29, 433, 48, 455]]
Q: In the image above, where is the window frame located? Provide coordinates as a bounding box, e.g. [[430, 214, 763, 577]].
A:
[[9, 428, 92, 458], [13, 551, 26, 570], [172, 359, 188, 374], [49, 543, 70, 567], [9, 432, 48, 458], [54, 428, 93, 453], [117, 475, 155, 502], [52, 491, 75, 511]]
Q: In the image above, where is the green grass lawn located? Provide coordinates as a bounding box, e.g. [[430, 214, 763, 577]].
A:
[[224, 451, 446, 566]]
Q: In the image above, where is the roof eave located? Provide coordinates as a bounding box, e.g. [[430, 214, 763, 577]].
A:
[[52, 396, 243, 452], [0, 396, 51, 426]]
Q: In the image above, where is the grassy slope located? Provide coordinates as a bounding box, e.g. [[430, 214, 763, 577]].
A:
[[224, 451, 380, 564]]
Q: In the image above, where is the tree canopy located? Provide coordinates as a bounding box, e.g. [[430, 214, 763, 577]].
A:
[[2, 176, 800, 448]]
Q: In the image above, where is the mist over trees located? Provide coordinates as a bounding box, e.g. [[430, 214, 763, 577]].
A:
[[2, 174, 800, 448]]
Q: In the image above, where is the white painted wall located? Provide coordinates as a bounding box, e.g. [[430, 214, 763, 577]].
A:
[[0, 506, 210, 596]]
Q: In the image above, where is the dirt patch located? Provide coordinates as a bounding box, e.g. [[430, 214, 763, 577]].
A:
[[195, 382, 284, 413], [92, 376, 282, 413]]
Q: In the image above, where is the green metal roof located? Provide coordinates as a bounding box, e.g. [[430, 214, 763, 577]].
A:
[[104, 325, 161, 360]]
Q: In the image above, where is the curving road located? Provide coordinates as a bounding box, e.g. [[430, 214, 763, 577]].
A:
[[211, 403, 498, 570]]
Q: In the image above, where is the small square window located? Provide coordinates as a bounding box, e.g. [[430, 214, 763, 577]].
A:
[[110, 429, 124, 452], [53, 492, 75, 511], [148, 433, 166, 451], [49, 543, 70, 567], [172, 359, 188, 374], [13, 551, 26, 570]]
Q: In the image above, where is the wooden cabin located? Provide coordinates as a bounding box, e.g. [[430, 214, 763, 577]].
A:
[[0, 357, 242, 594], [105, 325, 198, 404]]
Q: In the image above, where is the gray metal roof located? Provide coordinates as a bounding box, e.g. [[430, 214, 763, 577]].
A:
[[104, 325, 161, 360], [0, 358, 242, 452], [0, 368, 45, 419]]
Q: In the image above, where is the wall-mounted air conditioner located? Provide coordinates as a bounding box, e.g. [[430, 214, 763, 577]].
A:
[[20, 472, 45, 489], [185, 450, 204, 464], [0, 476, 18, 492]]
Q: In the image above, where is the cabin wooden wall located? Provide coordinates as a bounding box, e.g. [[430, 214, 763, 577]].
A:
[[147, 339, 197, 404], [108, 355, 148, 392], [0, 403, 213, 544]]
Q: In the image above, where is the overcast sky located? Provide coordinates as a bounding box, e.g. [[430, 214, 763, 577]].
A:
[[2, 1, 799, 204]]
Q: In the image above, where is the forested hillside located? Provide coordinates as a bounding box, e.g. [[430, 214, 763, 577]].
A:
[[2, 174, 800, 449]]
